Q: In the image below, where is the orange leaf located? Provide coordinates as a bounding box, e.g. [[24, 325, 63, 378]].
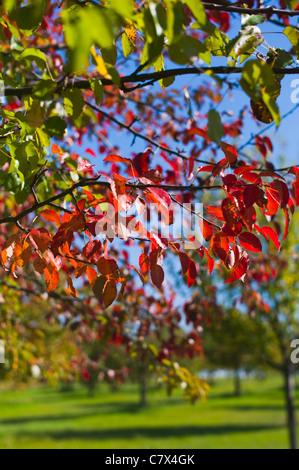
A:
[[103, 279, 118, 307], [14, 240, 32, 268], [40, 209, 61, 225], [44, 264, 59, 292]]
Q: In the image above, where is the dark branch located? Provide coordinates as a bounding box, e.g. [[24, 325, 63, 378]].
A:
[[5, 66, 299, 98], [202, 2, 299, 16], [85, 100, 211, 164]]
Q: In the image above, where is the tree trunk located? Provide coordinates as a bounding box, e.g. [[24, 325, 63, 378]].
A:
[[234, 369, 241, 396], [283, 365, 297, 450], [139, 368, 147, 407]]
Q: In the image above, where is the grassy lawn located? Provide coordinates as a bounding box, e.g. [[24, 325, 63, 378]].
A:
[[0, 375, 298, 449]]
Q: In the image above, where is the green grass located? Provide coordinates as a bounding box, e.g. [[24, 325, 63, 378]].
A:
[[0, 375, 298, 449]]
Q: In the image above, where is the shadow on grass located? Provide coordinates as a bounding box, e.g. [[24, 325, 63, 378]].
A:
[[0, 401, 161, 426], [13, 423, 285, 442]]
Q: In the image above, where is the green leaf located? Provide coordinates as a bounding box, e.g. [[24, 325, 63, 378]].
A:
[[240, 60, 281, 100], [241, 14, 266, 27], [205, 28, 228, 57], [4, 172, 22, 194], [263, 92, 280, 127], [240, 60, 281, 126], [109, 0, 134, 19], [165, 0, 184, 44], [3, 0, 17, 13], [207, 109, 224, 144], [154, 53, 175, 89], [184, 0, 207, 28], [169, 35, 210, 65], [122, 32, 135, 57], [19, 48, 47, 68], [268, 48, 294, 68], [63, 6, 119, 72], [101, 45, 118, 65], [43, 117, 67, 138], [27, 101, 45, 128], [33, 80, 57, 100], [90, 79, 104, 105], [11, 0, 46, 36], [284, 26, 299, 60], [63, 88, 84, 119], [0, 147, 10, 166], [14, 185, 31, 205], [141, 37, 164, 68]]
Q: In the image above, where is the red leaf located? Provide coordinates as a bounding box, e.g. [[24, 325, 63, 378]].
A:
[[201, 220, 214, 241], [104, 154, 131, 164], [293, 180, 299, 206], [97, 257, 118, 276], [150, 263, 164, 289], [271, 180, 289, 209], [265, 186, 280, 216], [83, 240, 102, 263], [179, 252, 190, 275], [86, 148, 96, 157], [140, 177, 172, 208], [133, 151, 151, 175], [222, 197, 239, 231], [206, 206, 224, 221], [187, 260, 197, 287], [203, 247, 214, 276], [29, 228, 51, 253], [254, 225, 281, 251], [239, 232, 262, 252], [243, 185, 260, 207], [283, 208, 290, 241], [210, 232, 230, 263], [33, 256, 47, 274], [40, 209, 61, 225], [221, 142, 238, 164], [225, 253, 249, 284]]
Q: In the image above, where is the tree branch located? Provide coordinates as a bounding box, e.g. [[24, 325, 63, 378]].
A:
[[202, 2, 299, 16], [85, 100, 211, 164], [0, 177, 225, 227], [5, 66, 299, 98]]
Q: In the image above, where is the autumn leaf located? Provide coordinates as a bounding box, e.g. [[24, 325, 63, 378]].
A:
[[239, 232, 262, 252], [44, 264, 59, 292], [13, 240, 32, 268], [97, 257, 118, 276], [103, 279, 118, 307], [40, 209, 61, 225], [150, 263, 164, 289], [29, 228, 51, 253], [221, 142, 238, 164], [225, 253, 249, 284]]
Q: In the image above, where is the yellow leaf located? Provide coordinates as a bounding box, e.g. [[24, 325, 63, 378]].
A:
[[123, 20, 136, 46], [91, 46, 111, 79]]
